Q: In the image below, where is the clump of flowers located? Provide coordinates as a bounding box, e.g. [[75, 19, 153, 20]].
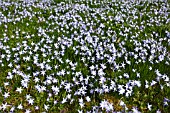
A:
[[0, 0, 170, 112]]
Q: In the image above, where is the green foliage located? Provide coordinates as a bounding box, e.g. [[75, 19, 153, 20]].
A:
[[0, 0, 169, 112]]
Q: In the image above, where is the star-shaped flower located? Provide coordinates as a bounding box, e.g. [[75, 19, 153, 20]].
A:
[[17, 104, 23, 110], [3, 92, 10, 98], [16, 87, 23, 94]]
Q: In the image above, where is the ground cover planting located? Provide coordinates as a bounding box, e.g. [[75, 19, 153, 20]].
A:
[[0, 0, 170, 112]]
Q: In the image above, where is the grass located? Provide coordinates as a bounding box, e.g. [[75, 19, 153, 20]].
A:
[[0, 0, 170, 112]]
